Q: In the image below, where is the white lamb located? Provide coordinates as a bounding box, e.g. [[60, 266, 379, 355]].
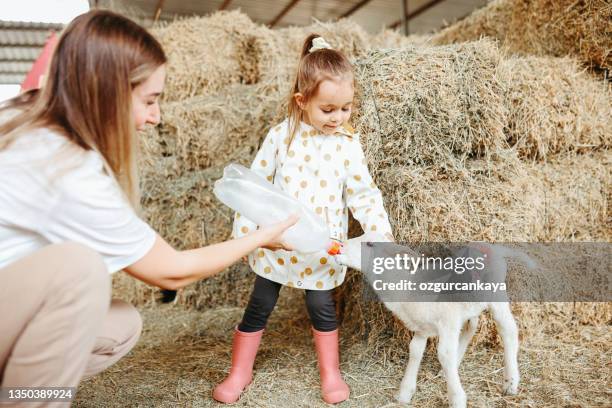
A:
[[335, 233, 536, 408]]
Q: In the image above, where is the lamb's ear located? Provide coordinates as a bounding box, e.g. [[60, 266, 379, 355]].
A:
[[466, 241, 492, 256]]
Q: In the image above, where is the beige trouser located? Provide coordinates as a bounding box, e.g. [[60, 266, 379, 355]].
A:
[[0, 243, 142, 407]]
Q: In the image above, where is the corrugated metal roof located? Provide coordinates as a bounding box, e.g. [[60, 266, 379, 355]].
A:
[[0, 21, 63, 46], [0, 29, 54, 46], [0, 46, 41, 61], [0, 61, 32, 73], [0, 21, 64, 30], [0, 73, 25, 83], [0, 20, 63, 84]]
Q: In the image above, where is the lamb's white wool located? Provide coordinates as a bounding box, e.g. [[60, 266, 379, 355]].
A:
[[336, 234, 534, 407]]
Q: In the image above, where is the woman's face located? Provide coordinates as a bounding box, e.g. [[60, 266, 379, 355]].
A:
[[132, 64, 166, 131]]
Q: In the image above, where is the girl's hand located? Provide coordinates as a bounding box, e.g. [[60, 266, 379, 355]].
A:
[[258, 214, 299, 251]]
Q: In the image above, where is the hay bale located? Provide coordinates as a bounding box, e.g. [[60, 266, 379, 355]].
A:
[[111, 271, 156, 306], [144, 167, 271, 311], [369, 30, 430, 49], [141, 84, 282, 177], [429, 0, 513, 47], [154, 13, 374, 102], [472, 302, 612, 349], [498, 56, 611, 160], [152, 10, 262, 102], [374, 157, 532, 242], [391, 151, 609, 242], [112, 16, 372, 305], [141, 167, 231, 250], [527, 152, 610, 241], [364, 152, 609, 243], [353, 40, 507, 172], [431, 0, 612, 70]]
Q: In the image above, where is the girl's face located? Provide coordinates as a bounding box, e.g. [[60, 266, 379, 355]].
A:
[[296, 76, 354, 135], [132, 64, 166, 131]]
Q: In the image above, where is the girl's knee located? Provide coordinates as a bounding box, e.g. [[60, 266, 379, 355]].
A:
[[248, 292, 278, 316], [305, 290, 337, 331], [305, 290, 335, 312], [249, 276, 281, 313]]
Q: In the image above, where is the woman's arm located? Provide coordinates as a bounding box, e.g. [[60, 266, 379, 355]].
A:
[[125, 215, 297, 290]]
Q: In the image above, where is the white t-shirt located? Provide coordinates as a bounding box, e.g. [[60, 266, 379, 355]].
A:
[[0, 127, 156, 273]]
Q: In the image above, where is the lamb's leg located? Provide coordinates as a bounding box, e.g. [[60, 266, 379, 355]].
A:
[[456, 317, 478, 367], [396, 334, 427, 404], [437, 326, 466, 408], [437, 317, 479, 378], [490, 303, 520, 395]]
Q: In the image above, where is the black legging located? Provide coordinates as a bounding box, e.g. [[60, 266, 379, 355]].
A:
[[238, 275, 337, 332]]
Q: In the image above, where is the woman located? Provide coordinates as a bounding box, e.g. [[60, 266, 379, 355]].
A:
[[0, 9, 296, 395]]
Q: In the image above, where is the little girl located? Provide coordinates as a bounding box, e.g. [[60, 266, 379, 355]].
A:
[[213, 34, 394, 404]]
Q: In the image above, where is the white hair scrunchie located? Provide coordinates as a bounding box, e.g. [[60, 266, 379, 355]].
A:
[[309, 37, 333, 53]]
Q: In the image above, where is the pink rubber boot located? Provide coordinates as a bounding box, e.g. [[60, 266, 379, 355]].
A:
[[212, 328, 263, 403], [312, 328, 350, 404]]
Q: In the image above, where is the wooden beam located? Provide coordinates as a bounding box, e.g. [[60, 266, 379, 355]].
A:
[[269, 0, 301, 27], [153, 0, 165, 23], [401, 0, 408, 35], [219, 0, 232, 10], [389, 0, 446, 29], [340, 0, 373, 18]]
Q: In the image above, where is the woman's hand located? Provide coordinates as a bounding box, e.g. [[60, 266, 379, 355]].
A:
[[126, 215, 299, 290], [258, 214, 299, 251], [242, 215, 299, 261]]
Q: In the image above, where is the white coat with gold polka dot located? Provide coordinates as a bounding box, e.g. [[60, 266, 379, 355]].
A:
[[232, 119, 394, 290]]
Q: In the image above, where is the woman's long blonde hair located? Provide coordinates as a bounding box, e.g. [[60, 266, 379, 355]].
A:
[[286, 34, 354, 148], [0, 10, 166, 206]]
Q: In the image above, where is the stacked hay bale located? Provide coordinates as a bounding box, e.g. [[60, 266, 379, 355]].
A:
[[151, 9, 375, 104], [526, 153, 610, 241], [337, 39, 611, 346], [141, 84, 281, 175], [354, 40, 507, 173], [112, 10, 610, 347], [431, 0, 612, 71], [152, 10, 262, 102], [370, 30, 431, 49], [498, 56, 611, 159]]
